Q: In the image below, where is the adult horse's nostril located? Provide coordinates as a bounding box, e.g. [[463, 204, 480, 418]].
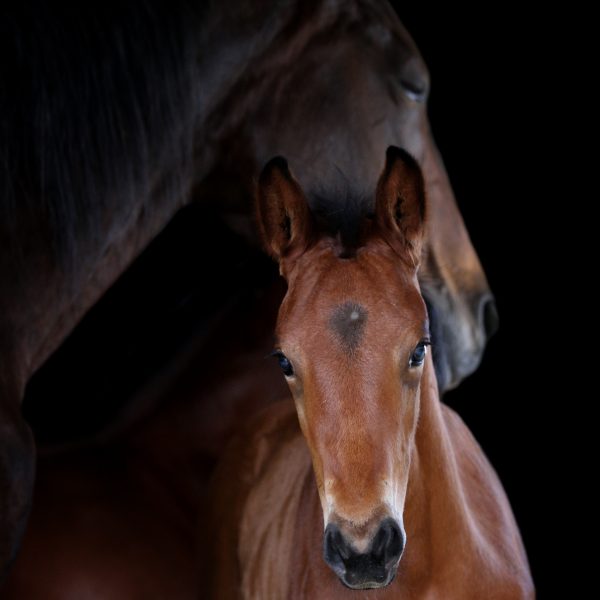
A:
[[480, 295, 499, 340]]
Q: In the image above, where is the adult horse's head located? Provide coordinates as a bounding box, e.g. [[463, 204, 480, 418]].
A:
[[256, 147, 431, 589], [235, 3, 496, 390]]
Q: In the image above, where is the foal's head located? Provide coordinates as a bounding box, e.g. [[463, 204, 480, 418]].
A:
[[257, 147, 430, 590]]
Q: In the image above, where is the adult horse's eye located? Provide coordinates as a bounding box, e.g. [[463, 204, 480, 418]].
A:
[[273, 350, 294, 377], [409, 341, 430, 368]]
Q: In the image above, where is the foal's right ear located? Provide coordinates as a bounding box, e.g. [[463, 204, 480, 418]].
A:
[[256, 156, 314, 261]]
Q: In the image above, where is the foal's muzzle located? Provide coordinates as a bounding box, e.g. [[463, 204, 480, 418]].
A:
[[323, 518, 405, 589]]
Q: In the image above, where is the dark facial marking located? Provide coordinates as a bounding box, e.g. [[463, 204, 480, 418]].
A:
[[329, 302, 368, 353]]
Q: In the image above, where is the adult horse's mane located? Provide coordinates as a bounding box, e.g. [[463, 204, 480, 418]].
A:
[[0, 2, 198, 269]]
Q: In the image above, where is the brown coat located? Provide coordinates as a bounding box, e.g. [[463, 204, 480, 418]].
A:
[[209, 374, 533, 599]]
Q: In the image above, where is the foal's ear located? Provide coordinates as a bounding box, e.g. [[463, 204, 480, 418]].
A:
[[375, 146, 426, 265], [256, 156, 314, 261]]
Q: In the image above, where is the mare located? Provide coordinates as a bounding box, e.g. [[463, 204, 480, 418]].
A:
[[0, 0, 495, 578], [207, 148, 533, 598]]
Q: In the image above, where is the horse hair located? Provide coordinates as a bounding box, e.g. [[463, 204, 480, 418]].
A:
[[308, 180, 373, 257], [0, 2, 201, 272]]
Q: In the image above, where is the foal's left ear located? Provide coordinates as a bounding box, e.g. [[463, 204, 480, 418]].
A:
[[256, 156, 314, 262], [375, 146, 426, 266]]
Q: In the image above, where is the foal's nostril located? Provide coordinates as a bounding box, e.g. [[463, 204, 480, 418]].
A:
[[373, 518, 404, 567], [480, 296, 499, 340], [323, 524, 347, 576], [323, 519, 405, 588]]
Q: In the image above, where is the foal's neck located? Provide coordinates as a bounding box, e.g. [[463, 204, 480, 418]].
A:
[[400, 359, 528, 595], [403, 359, 468, 567]]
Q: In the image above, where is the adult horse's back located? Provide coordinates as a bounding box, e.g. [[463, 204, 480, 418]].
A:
[[0, 0, 494, 578]]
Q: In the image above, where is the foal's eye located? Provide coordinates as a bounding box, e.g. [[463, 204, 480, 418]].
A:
[[409, 340, 430, 368], [273, 350, 294, 377]]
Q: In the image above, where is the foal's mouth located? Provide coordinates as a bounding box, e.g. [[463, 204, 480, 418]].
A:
[[340, 570, 397, 590]]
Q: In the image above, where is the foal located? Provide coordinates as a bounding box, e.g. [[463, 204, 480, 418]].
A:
[[208, 148, 533, 598]]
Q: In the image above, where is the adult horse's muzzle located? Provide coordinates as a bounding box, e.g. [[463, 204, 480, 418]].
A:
[[323, 517, 405, 589], [422, 290, 499, 392]]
